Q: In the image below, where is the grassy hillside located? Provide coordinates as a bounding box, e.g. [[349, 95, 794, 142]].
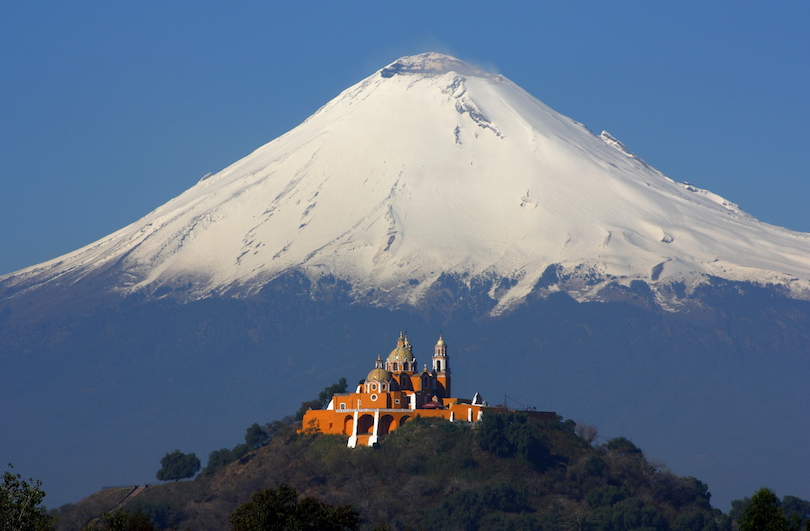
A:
[[54, 413, 730, 531]]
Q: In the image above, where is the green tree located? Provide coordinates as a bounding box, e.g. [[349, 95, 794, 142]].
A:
[[295, 378, 348, 420], [475, 412, 551, 468], [604, 436, 643, 456], [81, 509, 157, 531], [155, 450, 201, 482], [245, 423, 270, 449], [590, 497, 667, 531], [475, 411, 513, 457], [125, 500, 184, 530], [424, 489, 482, 531], [201, 447, 236, 477], [0, 464, 53, 531], [263, 418, 295, 440], [228, 484, 360, 531], [782, 496, 810, 529], [318, 377, 348, 408], [672, 509, 727, 531], [738, 488, 796, 531], [231, 443, 250, 460], [586, 485, 630, 509]]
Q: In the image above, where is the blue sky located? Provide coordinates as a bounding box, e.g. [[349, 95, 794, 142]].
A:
[[1, 2, 808, 275]]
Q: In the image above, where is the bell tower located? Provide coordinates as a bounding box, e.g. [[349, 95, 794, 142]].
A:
[[432, 334, 451, 398]]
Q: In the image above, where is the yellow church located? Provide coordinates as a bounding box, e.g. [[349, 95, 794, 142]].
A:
[[302, 333, 492, 447]]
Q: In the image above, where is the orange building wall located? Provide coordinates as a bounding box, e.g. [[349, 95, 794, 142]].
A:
[[301, 400, 486, 440]]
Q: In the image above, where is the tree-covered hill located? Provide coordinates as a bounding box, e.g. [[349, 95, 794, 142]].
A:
[[54, 413, 734, 531]]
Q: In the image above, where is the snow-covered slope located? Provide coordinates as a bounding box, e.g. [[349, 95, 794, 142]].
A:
[[4, 52, 810, 313]]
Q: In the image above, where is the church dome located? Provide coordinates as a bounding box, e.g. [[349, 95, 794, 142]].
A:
[[367, 367, 392, 382], [387, 332, 415, 363], [387, 345, 413, 363]]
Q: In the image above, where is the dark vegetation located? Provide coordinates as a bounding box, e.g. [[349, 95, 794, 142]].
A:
[[229, 484, 360, 531], [1, 463, 53, 531], [200, 420, 293, 479], [155, 452, 201, 483], [294, 378, 348, 421], [81, 509, 163, 531], [50, 407, 751, 531], [62, 484, 361, 531], [12, 376, 810, 530], [730, 488, 810, 531]]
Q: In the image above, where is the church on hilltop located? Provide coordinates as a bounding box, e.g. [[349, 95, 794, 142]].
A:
[[302, 333, 493, 447]]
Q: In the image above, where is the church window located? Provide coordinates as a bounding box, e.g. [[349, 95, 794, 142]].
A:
[[339, 403, 346, 410], [372, 383, 377, 391], [371, 394, 378, 401], [393, 363, 398, 371]]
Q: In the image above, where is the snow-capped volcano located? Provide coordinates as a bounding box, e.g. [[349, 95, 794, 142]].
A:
[[4, 52, 810, 312]]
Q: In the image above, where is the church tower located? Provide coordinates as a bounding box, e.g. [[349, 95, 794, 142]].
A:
[[432, 334, 451, 398], [386, 332, 417, 391]]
